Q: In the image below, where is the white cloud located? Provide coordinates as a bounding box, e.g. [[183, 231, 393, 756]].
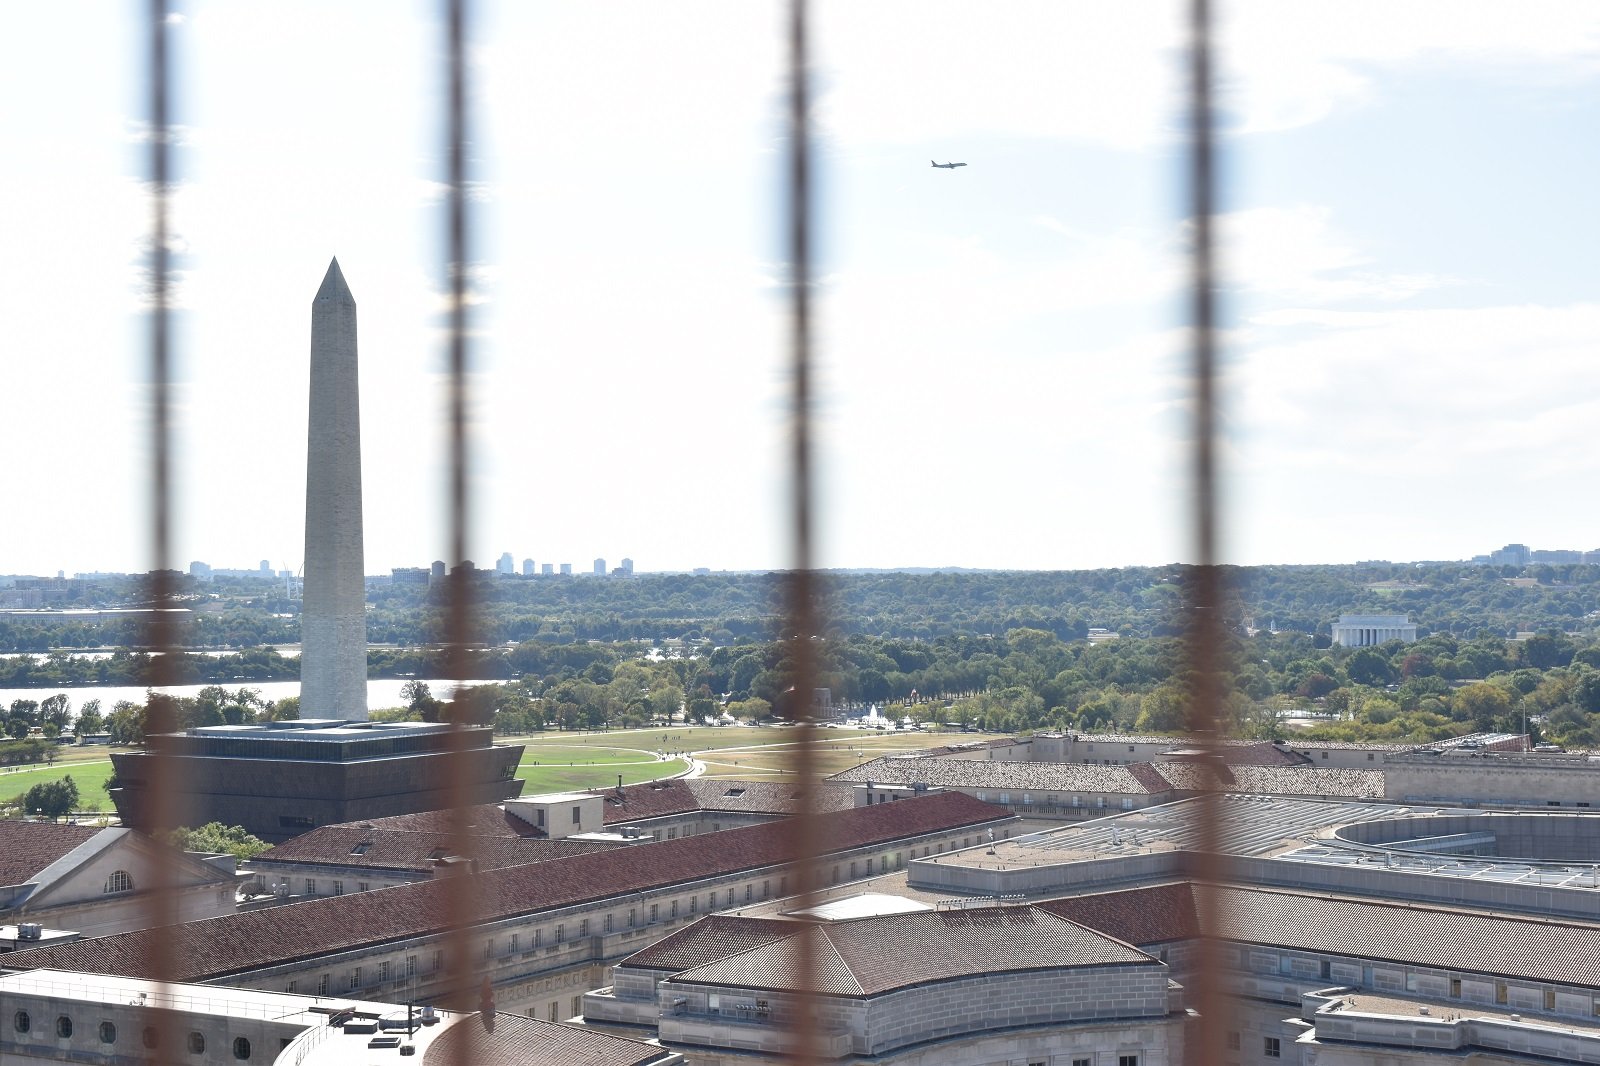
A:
[[1220, 206, 1455, 304]]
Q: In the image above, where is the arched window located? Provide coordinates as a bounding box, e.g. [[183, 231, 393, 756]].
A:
[[99, 1020, 117, 1044], [233, 1035, 253, 1059], [104, 869, 134, 894], [56, 1016, 73, 1038], [12, 1011, 29, 1034], [187, 1031, 206, 1053]]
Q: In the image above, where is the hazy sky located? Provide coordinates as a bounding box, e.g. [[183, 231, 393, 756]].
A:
[[5, 2, 1600, 576]]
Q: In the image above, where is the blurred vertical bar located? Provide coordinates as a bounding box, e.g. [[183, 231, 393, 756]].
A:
[[782, 1, 824, 1064], [440, 0, 482, 1050], [1181, 0, 1234, 1064], [140, 0, 179, 1052]]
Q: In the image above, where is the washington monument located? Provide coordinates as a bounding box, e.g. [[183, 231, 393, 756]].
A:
[[300, 258, 368, 720]]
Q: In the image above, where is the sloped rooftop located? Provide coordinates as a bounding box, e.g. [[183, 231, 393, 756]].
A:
[[664, 906, 1155, 997]]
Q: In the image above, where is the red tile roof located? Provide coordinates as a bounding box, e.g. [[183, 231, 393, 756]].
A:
[[0, 821, 99, 887], [1038, 882, 1200, 946], [252, 826, 620, 873], [3, 792, 1011, 982]]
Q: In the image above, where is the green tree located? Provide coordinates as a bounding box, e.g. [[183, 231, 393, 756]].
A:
[[1134, 684, 1186, 733], [1346, 648, 1395, 687], [165, 822, 270, 860], [1453, 682, 1513, 731], [23, 775, 79, 820], [38, 693, 72, 730]]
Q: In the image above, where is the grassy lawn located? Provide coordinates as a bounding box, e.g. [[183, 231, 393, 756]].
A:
[[515, 757, 690, 795], [501, 724, 995, 782], [0, 758, 116, 809]]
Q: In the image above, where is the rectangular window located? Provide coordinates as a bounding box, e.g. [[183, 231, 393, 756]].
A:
[[378, 961, 390, 983], [604, 913, 613, 933], [1074, 1059, 1091, 1066], [745, 885, 753, 902], [572, 995, 581, 1016], [1450, 978, 1461, 997], [1119, 1056, 1140, 1066], [1265, 1036, 1281, 1058], [849, 861, 857, 878], [484, 939, 494, 960], [510, 933, 519, 954], [556, 924, 565, 944], [548, 1003, 557, 1023], [580, 918, 590, 937], [406, 956, 417, 978], [287, 980, 298, 993], [306, 878, 316, 895], [318, 974, 328, 996], [333, 880, 344, 896], [670, 901, 678, 919], [572, 805, 581, 824], [357, 881, 370, 892], [762, 880, 770, 897], [650, 904, 659, 923], [432, 950, 444, 973], [1226, 1031, 1240, 1050], [689, 896, 697, 914], [628, 909, 636, 928], [1497, 982, 1509, 1005], [1547, 989, 1557, 1010], [350, 967, 361, 990]]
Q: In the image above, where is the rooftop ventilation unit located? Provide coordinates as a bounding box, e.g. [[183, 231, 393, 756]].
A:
[[17, 922, 42, 941]]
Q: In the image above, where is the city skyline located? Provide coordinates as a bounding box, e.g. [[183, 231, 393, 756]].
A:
[[6, 2, 1600, 576]]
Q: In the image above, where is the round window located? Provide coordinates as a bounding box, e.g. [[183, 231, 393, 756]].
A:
[[187, 1031, 206, 1054], [13, 1011, 29, 1034], [99, 1020, 117, 1044], [233, 1035, 253, 1059], [55, 1016, 73, 1039]]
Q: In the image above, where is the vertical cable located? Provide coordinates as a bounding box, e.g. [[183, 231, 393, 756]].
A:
[[781, 2, 824, 1064], [1181, 0, 1234, 1063], [140, 0, 180, 1057], [441, 0, 482, 1051]]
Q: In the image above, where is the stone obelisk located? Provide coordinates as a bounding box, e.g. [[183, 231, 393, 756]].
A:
[[300, 258, 368, 720]]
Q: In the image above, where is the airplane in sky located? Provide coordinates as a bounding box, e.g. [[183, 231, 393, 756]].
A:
[[931, 160, 967, 169]]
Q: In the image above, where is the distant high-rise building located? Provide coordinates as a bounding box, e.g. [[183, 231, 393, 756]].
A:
[[593, 558, 606, 576], [620, 557, 634, 576], [189, 561, 212, 582], [541, 563, 554, 576], [1490, 543, 1532, 567], [391, 567, 430, 587], [497, 552, 514, 575], [559, 563, 573, 576], [522, 558, 534, 576], [431, 560, 446, 579], [259, 559, 273, 574]]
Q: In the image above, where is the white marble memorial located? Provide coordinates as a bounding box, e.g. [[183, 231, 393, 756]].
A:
[[299, 259, 368, 720]]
